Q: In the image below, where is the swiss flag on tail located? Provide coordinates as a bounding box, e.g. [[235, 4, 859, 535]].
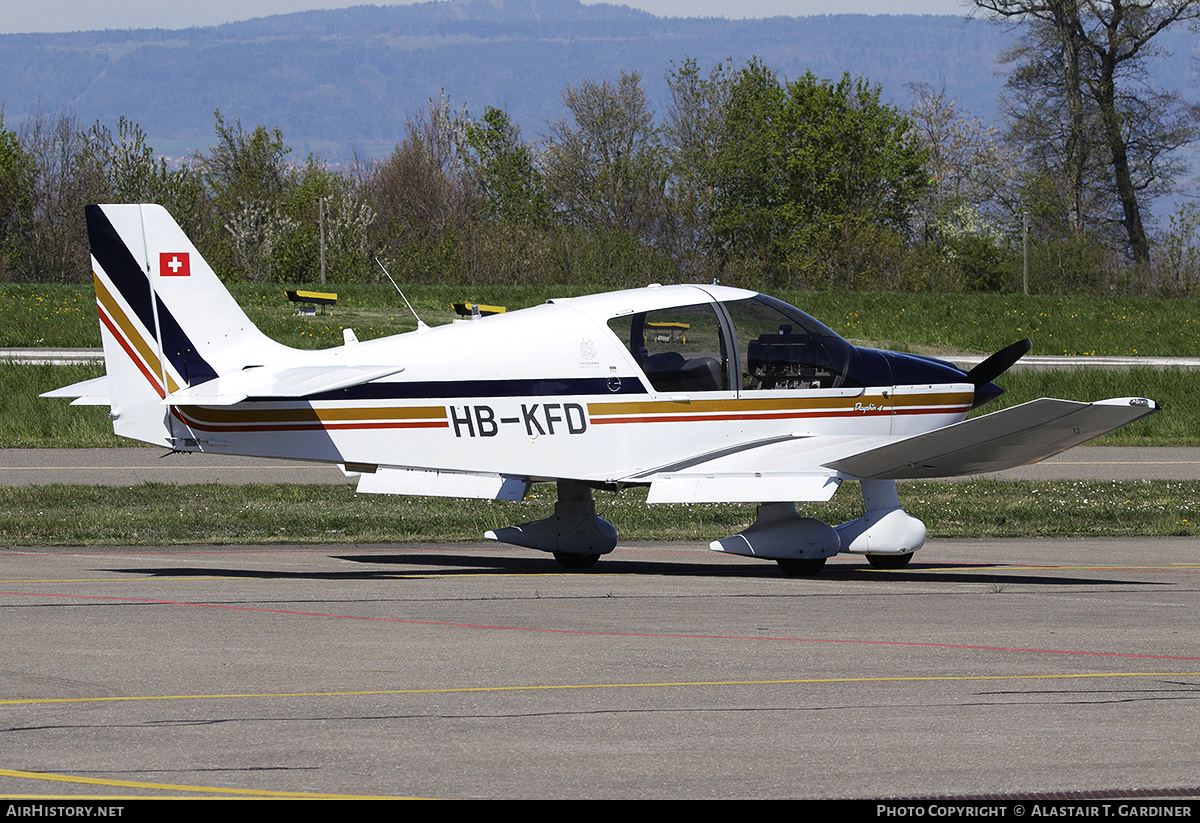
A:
[[160, 252, 190, 277]]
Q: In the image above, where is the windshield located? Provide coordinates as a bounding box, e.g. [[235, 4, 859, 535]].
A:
[[721, 295, 853, 390]]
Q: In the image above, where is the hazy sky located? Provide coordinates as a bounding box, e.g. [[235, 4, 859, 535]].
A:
[[1, 1, 972, 35]]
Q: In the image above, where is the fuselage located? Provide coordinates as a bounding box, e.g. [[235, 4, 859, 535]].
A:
[[165, 284, 979, 484]]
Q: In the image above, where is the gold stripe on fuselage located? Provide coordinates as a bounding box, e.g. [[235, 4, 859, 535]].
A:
[[588, 390, 971, 419]]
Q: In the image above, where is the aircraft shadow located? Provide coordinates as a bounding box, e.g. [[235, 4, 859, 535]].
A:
[[102, 555, 1164, 586], [348, 554, 1161, 586]]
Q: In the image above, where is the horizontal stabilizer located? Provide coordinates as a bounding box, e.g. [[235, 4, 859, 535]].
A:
[[41, 376, 111, 406], [826, 397, 1158, 480], [163, 365, 405, 405], [356, 466, 529, 500], [648, 472, 841, 503]]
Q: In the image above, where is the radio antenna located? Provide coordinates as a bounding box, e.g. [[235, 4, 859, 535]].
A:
[[376, 258, 428, 331]]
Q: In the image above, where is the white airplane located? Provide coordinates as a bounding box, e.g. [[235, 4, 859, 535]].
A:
[[46, 204, 1159, 575]]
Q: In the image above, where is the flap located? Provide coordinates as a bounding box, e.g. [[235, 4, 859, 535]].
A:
[[357, 466, 529, 500], [648, 472, 841, 503]]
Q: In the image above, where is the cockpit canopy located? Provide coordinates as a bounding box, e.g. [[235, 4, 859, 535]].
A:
[[607, 293, 854, 393]]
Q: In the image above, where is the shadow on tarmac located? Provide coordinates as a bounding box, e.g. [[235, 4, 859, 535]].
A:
[[102, 553, 1165, 587]]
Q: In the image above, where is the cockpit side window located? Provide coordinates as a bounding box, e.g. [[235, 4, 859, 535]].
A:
[[607, 302, 730, 393], [722, 295, 854, 390]]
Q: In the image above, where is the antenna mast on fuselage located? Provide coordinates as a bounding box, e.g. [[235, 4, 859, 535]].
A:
[[375, 258, 428, 331]]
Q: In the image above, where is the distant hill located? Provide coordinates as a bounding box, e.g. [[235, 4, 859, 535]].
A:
[[0, 0, 1192, 161]]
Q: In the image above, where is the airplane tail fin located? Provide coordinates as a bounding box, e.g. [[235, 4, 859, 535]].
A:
[[86, 203, 286, 447]]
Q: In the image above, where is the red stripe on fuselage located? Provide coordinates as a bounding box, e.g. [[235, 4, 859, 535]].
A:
[[172, 416, 450, 434], [589, 407, 967, 425]]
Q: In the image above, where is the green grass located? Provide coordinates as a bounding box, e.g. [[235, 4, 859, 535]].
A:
[[0, 285, 104, 348], [0, 283, 595, 350], [1, 480, 1195, 547], [782, 291, 1200, 357], [1, 363, 121, 447], [970, 367, 1200, 445], [7, 283, 1200, 356]]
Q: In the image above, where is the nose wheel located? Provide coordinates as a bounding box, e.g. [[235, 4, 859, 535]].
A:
[[866, 552, 914, 570], [776, 557, 827, 577], [554, 551, 601, 570]]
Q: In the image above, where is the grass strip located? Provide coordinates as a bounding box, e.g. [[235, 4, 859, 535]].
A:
[[1, 480, 1196, 547], [1, 363, 117, 448], [6, 284, 1200, 357], [968, 366, 1200, 445]]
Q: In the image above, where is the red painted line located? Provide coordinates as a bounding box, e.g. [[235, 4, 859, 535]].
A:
[[311, 421, 448, 430], [590, 406, 969, 425], [98, 306, 165, 399], [592, 410, 889, 424], [0, 545, 531, 559], [5, 589, 1198, 662], [894, 406, 971, 416], [174, 419, 449, 433]]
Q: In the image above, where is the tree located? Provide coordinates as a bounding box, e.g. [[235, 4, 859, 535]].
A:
[[88, 117, 207, 239], [199, 110, 293, 214], [364, 99, 472, 283], [907, 85, 1017, 291], [906, 84, 1008, 227], [373, 98, 467, 238], [17, 109, 108, 283], [712, 63, 928, 288], [708, 60, 786, 275], [542, 70, 667, 243], [459, 106, 548, 227], [973, 1, 1200, 267], [275, 158, 375, 284], [0, 115, 34, 280], [194, 111, 299, 282], [663, 58, 733, 281]]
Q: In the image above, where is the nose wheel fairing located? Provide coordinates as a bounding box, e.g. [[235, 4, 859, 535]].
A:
[[709, 503, 841, 561], [708, 479, 926, 567], [834, 479, 927, 556]]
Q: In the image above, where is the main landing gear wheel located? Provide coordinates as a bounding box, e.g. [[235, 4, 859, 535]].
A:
[[554, 552, 600, 570], [776, 557, 827, 577], [866, 552, 914, 570]]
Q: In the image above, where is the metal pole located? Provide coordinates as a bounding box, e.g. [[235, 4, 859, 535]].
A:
[[1022, 211, 1032, 298], [319, 196, 327, 285]]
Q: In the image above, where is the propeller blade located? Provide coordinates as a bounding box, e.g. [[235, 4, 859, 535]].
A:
[[967, 338, 1031, 388]]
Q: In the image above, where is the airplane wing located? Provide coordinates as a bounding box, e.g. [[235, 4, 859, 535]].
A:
[[825, 396, 1158, 480], [161, 365, 405, 405], [640, 396, 1157, 502], [40, 376, 111, 406]]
